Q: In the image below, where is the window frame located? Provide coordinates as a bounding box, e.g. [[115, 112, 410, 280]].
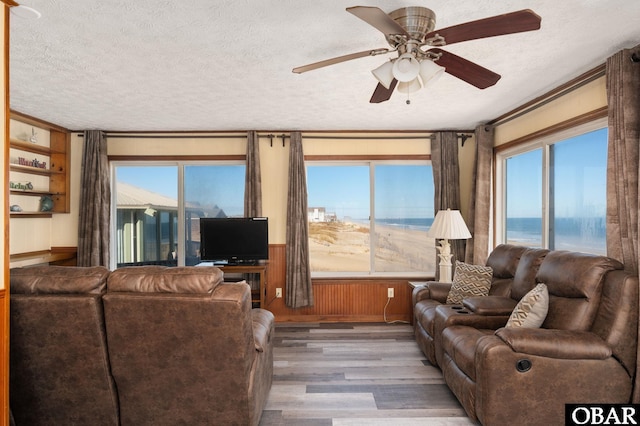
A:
[[305, 158, 435, 278], [495, 117, 608, 250], [110, 159, 246, 269]]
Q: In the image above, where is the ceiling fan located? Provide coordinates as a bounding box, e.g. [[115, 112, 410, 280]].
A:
[[292, 6, 541, 103]]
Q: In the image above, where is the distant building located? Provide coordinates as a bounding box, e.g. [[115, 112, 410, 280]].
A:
[[308, 207, 337, 223], [116, 182, 226, 266], [308, 207, 326, 222]]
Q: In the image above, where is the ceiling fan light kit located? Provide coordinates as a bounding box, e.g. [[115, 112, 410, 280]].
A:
[[371, 61, 395, 89], [397, 78, 422, 94], [419, 60, 445, 87], [293, 6, 542, 104], [392, 53, 421, 82]]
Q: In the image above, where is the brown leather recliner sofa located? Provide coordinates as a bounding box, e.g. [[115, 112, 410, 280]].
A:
[[10, 265, 274, 426], [415, 248, 639, 426]]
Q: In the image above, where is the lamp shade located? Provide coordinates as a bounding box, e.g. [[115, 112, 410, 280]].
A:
[[372, 61, 395, 89], [392, 53, 421, 82], [427, 209, 472, 240], [419, 60, 445, 87], [396, 78, 422, 94]]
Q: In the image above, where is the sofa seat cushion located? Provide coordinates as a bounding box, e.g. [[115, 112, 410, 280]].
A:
[[108, 265, 223, 293], [414, 299, 444, 335], [506, 283, 549, 328], [446, 261, 493, 304], [441, 325, 494, 381], [11, 266, 109, 294]]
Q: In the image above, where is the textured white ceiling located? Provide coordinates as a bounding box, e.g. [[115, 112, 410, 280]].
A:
[[9, 0, 640, 131]]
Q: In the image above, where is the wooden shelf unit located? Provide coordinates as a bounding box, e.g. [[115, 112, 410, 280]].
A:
[[8, 114, 71, 216]]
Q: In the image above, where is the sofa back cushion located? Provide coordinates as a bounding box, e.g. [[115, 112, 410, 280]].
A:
[[510, 248, 549, 301], [11, 265, 109, 294], [9, 266, 119, 426], [486, 244, 528, 296], [107, 265, 223, 293], [536, 251, 623, 331]]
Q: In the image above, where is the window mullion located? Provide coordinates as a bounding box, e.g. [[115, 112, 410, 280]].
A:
[[546, 143, 555, 250], [177, 163, 185, 266], [369, 163, 375, 274]]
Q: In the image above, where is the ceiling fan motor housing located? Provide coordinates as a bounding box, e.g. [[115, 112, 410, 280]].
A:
[[387, 7, 437, 46]]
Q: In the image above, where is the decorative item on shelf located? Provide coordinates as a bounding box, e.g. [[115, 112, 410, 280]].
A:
[[426, 208, 472, 283], [10, 205, 23, 212], [9, 181, 34, 191], [40, 195, 54, 212], [17, 157, 47, 169], [29, 127, 38, 143]]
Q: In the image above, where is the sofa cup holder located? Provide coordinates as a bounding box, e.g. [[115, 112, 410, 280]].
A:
[[516, 359, 532, 373]]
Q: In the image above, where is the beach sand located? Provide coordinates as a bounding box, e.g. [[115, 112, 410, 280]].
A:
[[309, 220, 437, 272]]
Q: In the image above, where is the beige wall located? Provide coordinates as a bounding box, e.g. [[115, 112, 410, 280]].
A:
[[494, 75, 606, 145]]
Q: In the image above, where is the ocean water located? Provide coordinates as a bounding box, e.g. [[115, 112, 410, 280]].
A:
[[373, 217, 606, 255], [507, 217, 606, 254], [376, 218, 434, 232]]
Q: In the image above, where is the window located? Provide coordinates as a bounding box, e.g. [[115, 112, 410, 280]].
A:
[[496, 119, 607, 255], [306, 162, 435, 276], [112, 163, 245, 268]]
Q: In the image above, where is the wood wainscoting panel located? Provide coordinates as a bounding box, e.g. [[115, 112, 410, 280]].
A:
[[264, 245, 427, 323]]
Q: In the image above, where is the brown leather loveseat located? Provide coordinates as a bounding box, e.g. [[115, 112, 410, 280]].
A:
[[10, 265, 274, 426]]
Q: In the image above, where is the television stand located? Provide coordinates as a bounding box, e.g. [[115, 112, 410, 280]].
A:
[[217, 263, 267, 308]]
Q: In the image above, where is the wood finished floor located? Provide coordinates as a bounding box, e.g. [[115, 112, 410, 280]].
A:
[[259, 323, 475, 426]]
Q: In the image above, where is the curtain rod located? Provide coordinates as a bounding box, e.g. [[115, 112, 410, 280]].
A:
[[76, 132, 473, 146]]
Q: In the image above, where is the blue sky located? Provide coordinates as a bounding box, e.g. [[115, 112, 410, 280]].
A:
[[116, 165, 246, 216], [307, 164, 434, 220], [506, 127, 607, 218]]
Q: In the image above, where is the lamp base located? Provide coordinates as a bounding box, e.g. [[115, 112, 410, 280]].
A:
[[436, 238, 453, 283]]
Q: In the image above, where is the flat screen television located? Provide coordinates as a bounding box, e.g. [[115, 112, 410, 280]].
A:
[[199, 217, 268, 265]]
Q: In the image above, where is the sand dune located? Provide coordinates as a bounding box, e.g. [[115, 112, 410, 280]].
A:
[[309, 220, 437, 272]]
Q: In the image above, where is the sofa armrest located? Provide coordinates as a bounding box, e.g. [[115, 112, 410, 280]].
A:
[[413, 282, 452, 305], [463, 296, 517, 315], [495, 327, 612, 360], [251, 309, 274, 353]]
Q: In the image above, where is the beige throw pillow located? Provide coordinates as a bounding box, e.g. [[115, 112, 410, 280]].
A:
[[446, 261, 493, 304], [506, 283, 549, 328]]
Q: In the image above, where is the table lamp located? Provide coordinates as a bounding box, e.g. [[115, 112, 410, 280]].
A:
[[427, 209, 472, 283]]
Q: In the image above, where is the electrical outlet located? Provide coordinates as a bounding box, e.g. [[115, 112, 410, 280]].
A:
[[275, 288, 282, 298], [387, 288, 394, 298]]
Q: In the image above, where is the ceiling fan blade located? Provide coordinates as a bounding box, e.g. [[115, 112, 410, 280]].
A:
[[370, 79, 398, 103], [426, 9, 541, 45], [430, 48, 500, 89], [292, 48, 388, 73], [347, 6, 409, 38]]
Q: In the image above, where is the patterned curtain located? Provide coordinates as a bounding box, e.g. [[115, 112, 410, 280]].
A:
[[244, 130, 262, 217], [285, 132, 314, 308], [431, 131, 465, 279], [604, 46, 640, 402], [465, 125, 494, 265], [243, 130, 262, 290], [78, 130, 110, 267]]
